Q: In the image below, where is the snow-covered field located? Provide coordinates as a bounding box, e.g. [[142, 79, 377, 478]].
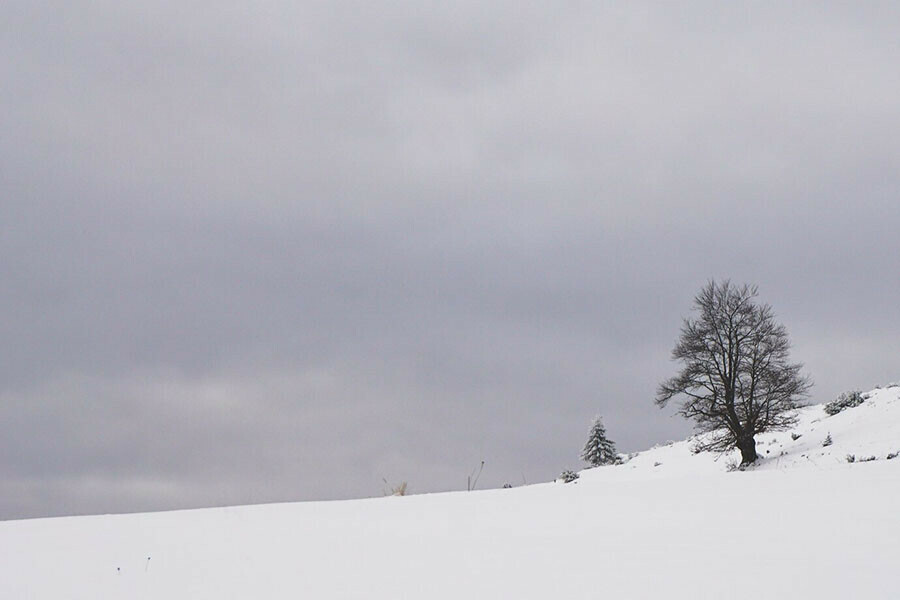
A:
[[2, 386, 898, 599]]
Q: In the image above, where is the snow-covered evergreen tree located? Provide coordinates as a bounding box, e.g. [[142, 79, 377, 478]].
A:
[[581, 415, 618, 466]]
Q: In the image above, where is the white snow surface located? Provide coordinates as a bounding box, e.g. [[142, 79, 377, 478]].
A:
[[3, 385, 899, 599]]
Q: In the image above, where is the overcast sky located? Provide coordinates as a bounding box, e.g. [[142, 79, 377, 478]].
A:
[[2, 2, 898, 520]]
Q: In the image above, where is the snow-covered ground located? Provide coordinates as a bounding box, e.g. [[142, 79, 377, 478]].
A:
[[2, 386, 898, 599]]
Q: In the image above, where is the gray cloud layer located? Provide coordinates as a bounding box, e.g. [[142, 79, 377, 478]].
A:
[[2, 1, 899, 519]]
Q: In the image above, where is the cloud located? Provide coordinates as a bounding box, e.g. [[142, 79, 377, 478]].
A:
[[1, 1, 898, 519]]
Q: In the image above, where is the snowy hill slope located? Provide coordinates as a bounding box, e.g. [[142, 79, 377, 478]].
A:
[[590, 384, 900, 480], [2, 385, 898, 600]]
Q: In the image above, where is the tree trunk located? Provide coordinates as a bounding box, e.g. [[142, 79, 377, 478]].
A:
[[737, 435, 758, 465]]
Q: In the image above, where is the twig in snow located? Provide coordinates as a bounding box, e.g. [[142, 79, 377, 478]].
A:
[[467, 460, 485, 491]]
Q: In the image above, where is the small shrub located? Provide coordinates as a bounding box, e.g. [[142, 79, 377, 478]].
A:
[[382, 479, 408, 496], [502, 483, 513, 489], [886, 452, 898, 460], [822, 434, 833, 447], [653, 461, 662, 467], [859, 455, 877, 463], [558, 470, 579, 483], [846, 454, 856, 463], [824, 391, 865, 416], [791, 433, 802, 441], [617, 452, 638, 464]]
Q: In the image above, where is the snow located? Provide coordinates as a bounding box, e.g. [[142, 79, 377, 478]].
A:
[[2, 385, 898, 599]]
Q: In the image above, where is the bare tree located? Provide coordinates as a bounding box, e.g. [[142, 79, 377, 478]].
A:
[[656, 281, 811, 465]]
